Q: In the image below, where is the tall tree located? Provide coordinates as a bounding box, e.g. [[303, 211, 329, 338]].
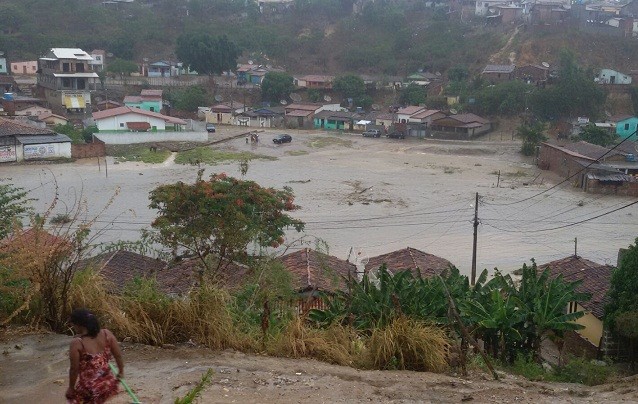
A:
[[106, 58, 139, 78], [148, 171, 304, 272], [399, 83, 427, 106], [260, 72, 295, 102], [176, 33, 240, 76], [333, 74, 366, 100]]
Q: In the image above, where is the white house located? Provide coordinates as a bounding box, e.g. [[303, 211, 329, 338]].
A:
[[596, 68, 632, 85], [92, 106, 187, 132], [396, 106, 426, 123]]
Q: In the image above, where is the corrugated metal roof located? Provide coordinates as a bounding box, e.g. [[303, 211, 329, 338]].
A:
[[15, 133, 72, 144], [52, 73, 99, 78], [482, 64, 516, 74]]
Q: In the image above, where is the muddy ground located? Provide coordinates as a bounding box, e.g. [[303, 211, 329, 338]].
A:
[[1, 331, 637, 403], [3, 126, 636, 274]]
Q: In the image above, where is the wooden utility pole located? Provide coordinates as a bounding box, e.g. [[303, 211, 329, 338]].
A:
[[471, 192, 479, 286], [574, 237, 578, 257]]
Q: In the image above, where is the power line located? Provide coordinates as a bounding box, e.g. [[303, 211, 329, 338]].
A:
[[484, 131, 637, 207]]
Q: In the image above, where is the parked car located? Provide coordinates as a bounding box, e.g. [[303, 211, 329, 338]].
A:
[[273, 134, 292, 144], [362, 129, 381, 138], [206, 123, 216, 133], [386, 131, 405, 139]]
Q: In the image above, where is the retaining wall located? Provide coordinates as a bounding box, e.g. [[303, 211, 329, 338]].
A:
[[94, 131, 208, 145]]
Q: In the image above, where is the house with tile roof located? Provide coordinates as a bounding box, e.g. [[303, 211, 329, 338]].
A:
[[124, 89, 163, 113], [0, 117, 71, 162], [92, 106, 187, 132], [396, 106, 426, 123], [538, 255, 615, 351], [313, 110, 356, 131], [429, 113, 492, 139], [365, 247, 454, 278], [481, 64, 516, 84], [279, 248, 357, 295], [284, 103, 323, 129], [294, 75, 334, 90]]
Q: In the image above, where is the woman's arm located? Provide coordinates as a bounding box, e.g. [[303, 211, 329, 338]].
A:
[[66, 340, 80, 399], [106, 329, 124, 378]]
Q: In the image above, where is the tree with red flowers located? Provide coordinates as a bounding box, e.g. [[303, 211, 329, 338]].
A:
[[148, 170, 304, 273]]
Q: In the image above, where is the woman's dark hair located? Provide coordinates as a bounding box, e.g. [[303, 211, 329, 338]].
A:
[[69, 308, 101, 337]]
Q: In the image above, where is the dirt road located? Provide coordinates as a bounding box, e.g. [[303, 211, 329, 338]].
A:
[[3, 129, 637, 274], [2, 332, 637, 403]]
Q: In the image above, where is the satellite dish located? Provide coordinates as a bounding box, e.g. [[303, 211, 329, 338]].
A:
[[290, 93, 302, 102], [435, 71, 442, 76], [214, 94, 223, 102], [371, 104, 380, 111], [450, 108, 458, 115], [280, 100, 288, 105], [541, 61, 550, 68], [248, 60, 254, 65], [323, 95, 332, 102]]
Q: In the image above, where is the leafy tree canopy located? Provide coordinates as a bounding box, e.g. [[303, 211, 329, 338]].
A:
[[260, 72, 294, 102], [167, 86, 209, 112], [333, 74, 366, 99], [518, 122, 547, 156], [578, 123, 619, 147], [605, 239, 638, 329], [176, 33, 240, 76], [399, 83, 427, 106], [148, 171, 304, 272], [106, 58, 138, 77]]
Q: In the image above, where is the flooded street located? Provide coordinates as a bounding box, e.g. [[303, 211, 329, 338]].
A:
[[4, 128, 637, 274]]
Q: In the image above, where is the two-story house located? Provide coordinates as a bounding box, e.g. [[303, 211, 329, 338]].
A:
[[88, 49, 107, 72], [37, 48, 99, 114]]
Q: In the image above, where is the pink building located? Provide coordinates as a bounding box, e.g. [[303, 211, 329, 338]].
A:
[[11, 61, 38, 75]]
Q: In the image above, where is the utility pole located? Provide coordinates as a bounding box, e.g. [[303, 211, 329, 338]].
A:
[[574, 237, 578, 257], [471, 192, 479, 286]]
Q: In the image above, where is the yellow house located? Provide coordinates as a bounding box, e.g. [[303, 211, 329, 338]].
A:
[[540, 256, 613, 349]]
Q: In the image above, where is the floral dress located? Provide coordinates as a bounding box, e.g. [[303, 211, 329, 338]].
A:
[[68, 331, 119, 404]]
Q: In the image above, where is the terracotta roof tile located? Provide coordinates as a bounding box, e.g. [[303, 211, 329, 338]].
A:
[[0, 117, 54, 137], [279, 248, 356, 293], [366, 247, 454, 278], [539, 255, 613, 319], [92, 106, 186, 125], [157, 258, 250, 296], [563, 141, 626, 160]]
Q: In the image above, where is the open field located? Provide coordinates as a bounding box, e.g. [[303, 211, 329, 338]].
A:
[[1, 332, 637, 403], [3, 127, 637, 274]]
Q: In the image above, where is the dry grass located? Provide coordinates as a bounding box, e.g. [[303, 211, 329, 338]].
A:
[[267, 317, 356, 366], [68, 271, 254, 350], [365, 317, 450, 372]]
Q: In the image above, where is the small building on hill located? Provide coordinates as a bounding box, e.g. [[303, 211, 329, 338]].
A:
[[124, 89, 163, 113], [429, 113, 492, 139], [481, 64, 515, 84]]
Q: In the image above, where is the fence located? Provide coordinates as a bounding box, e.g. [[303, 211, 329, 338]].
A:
[[105, 76, 211, 87], [94, 131, 207, 145]]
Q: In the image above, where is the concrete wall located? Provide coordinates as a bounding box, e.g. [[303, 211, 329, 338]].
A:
[[21, 142, 72, 161], [95, 131, 207, 144], [538, 143, 590, 179], [585, 177, 638, 196]]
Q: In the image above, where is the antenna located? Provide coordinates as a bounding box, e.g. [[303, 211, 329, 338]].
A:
[[280, 99, 288, 105], [214, 94, 223, 102], [290, 93, 302, 102], [323, 95, 332, 102]]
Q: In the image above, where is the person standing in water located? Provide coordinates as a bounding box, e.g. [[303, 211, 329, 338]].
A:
[[66, 308, 124, 403]]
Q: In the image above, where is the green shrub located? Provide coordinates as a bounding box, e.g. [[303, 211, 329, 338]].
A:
[[553, 357, 615, 386]]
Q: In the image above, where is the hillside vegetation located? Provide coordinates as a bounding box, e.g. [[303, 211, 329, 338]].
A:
[[4, 0, 638, 77]]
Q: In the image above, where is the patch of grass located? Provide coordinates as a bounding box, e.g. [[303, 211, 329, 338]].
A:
[[306, 137, 353, 148], [285, 150, 309, 156], [174, 368, 214, 404], [109, 145, 171, 164], [506, 354, 616, 386], [504, 170, 528, 178], [50, 213, 72, 224], [365, 317, 449, 372], [175, 148, 277, 165]]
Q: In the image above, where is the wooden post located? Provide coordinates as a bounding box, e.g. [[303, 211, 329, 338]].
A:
[[471, 192, 479, 286], [496, 170, 500, 188], [438, 275, 499, 380]]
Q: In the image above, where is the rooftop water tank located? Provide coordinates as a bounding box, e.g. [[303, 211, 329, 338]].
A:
[[627, 154, 636, 162], [3, 93, 14, 101]]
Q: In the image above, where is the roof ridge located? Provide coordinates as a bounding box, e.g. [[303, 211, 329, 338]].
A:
[[407, 247, 418, 271]]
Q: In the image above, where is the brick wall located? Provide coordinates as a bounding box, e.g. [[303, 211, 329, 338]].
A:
[[586, 178, 638, 196], [71, 140, 106, 159], [538, 143, 588, 180]]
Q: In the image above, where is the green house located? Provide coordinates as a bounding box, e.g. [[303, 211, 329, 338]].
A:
[[615, 115, 638, 140], [124, 89, 163, 113], [313, 110, 354, 131]]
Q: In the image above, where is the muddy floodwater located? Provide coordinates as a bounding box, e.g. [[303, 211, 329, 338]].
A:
[[3, 128, 637, 274]]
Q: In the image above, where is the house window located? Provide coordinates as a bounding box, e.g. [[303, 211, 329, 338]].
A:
[[119, 123, 124, 128], [149, 107, 155, 112], [76, 63, 85, 72], [0, 65, 3, 70], [77, 79, 86, 90], [62, 78, 71, 88], [625, 123, 630, 131], [32, 66, 36, 71], [568, 301, 578, 314], [62, 62, 70, 72]]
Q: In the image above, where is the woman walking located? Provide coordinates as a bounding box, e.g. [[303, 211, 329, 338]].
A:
[[66, 309, 124, 403]]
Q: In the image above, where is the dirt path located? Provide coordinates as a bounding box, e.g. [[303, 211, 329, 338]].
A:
[[1, 332, 637, 403], [490, 26, 520, 64]]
